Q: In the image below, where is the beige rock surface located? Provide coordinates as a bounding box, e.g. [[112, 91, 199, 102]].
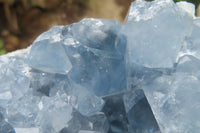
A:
[[197, 4, 200, 17]]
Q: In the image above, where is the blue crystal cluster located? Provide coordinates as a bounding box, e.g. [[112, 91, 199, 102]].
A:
[[0, 0, 200, 133]]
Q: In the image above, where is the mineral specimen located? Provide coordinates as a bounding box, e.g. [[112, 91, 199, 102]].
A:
[[0, 0, 200, 133]]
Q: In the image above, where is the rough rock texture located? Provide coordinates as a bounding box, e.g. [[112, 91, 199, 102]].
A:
[[0, 0, 200, 133]]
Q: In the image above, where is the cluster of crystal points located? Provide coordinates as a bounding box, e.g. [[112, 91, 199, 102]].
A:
[[0, 0, 200, 133]]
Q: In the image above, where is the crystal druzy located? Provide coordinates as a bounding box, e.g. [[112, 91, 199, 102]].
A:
[[0, 0, 200, 133]]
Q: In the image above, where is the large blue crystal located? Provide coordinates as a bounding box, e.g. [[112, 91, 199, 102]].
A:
[[0, 0, 200, 133]]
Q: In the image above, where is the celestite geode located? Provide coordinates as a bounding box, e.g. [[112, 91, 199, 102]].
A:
[[0, 0, 200, 133]]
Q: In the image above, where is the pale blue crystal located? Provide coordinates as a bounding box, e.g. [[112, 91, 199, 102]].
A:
[[126, 89, 160, 133], [36, 95, 73, 133], [142, 73, 200, 133], [124, 0, 193, 68], [0, 121, 15, 133], [62, 18, 126, 96], [63, 110, 107, 133], [0, 0, 200, 133], [6, 95, 40, 127], [64, 80, 104, 116], [28, 39, 72, 74], [0, 108, 15, 133]]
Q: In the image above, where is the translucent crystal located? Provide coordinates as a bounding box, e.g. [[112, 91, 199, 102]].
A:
[[15, 128, 39, 133], [126, 89, 160, 133], [125, 0, 200, 132], [64, 80, 104, 116], [102, 92, 128, 133], [176, 1, 195, 17], [36, 95, 73, 133], [124, 0, 193, 68], [0, 109, 15, 133], [0, 0, 200, 132], [61, 18, 126, 96], [142, 73, 200, 133], [28, 39, 72, 74], [63, 110, 107, 133], [6, 95, 40, 127], [126, 0, 174, 22], [183, 23, 200, 59], [0, 121, 15, 133], [176, 55, 200, 74], [0, 49, 30, 108]]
